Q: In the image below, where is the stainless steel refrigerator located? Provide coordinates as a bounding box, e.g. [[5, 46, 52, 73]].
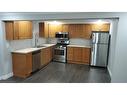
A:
[[91, 31, 110, 67]]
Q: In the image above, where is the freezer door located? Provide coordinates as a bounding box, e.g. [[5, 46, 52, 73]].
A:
[[91, 44, 108, 67], [92, 32, 109, 44]]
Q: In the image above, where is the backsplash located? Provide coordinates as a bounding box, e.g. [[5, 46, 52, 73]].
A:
[[47, 38, 57, 44], [6, 39, 33, 51], [69, 38, 91, 46], [47, 38, 91, 46], [38, 38, 47, 45]]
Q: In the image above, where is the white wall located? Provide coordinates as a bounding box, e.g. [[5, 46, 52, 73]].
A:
[[111, 15, 127, 82], [0, 21, 14, 79], [0, 20, 4, 78], [69, 38, 91, 46], [107, 19, 119, 77]]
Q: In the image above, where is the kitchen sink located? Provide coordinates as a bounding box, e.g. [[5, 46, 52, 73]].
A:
[[36, 46, 46, 48]]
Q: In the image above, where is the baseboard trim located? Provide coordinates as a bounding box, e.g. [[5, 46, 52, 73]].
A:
[[0, 72, 13, 80], [107, 67, 112, 78]]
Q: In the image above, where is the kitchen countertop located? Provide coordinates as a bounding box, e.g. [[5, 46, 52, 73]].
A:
[[12, 44, 56, 54], [67, 45, 91, 48]]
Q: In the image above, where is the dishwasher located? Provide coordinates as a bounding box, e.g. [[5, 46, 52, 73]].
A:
[[32, 50, 41, 72]]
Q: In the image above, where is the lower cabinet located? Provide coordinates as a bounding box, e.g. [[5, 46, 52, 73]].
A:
[[12, 53, 32, 78], [67, 47, 91, 64], [41, 46, 53, 67], [12, 46, 54, 78]]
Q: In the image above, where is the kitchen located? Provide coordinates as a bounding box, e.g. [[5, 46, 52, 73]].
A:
[[0, 12, 126, 83]]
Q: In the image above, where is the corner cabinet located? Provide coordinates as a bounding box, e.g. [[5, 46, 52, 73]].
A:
[[39, 22, 49, 38], [67, 47, 91, 65], [5, 21, 32, 40]]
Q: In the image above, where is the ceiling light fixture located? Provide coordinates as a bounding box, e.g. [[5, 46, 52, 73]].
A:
[[48, 21, 62, 25], [94, 20, 109, 25]]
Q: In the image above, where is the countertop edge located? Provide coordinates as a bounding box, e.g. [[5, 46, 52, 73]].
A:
[[11, 44, 56, 54], [67, 45, 91, 48]]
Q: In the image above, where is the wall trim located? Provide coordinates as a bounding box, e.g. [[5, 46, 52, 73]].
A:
[[107, 67, 112, 78], [0, 72, 13, 80]]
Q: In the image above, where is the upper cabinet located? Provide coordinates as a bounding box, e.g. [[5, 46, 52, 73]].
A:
[[82, 24, 92, 39], [62, 24, 69, 32], [38, 22, 110, 39], [48, 24, 62, 38], [5, 21, 14, 40], [91, 24, 110, 31], [69, 24, 83, 38], [5, 21, 32, 40], [39, 22, 49, 38]]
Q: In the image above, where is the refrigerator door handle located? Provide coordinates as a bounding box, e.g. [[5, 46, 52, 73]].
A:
[[92, 33, 96, 44], [91, 45, 93, 51]]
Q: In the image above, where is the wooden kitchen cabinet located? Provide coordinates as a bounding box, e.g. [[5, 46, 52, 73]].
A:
[[67, 47, 91, 64], [12, 53, 32, 78], [38, 23, 110, 38], [75, 24, 83, 38], [16, 21, 32, 39], [68, 24, 76, 38], [41, 46, 53, 67], [48, 24, 62, 38], [62, 24, 69, 32], [82, 24, 92, 39], [5, 21, 14, 40], [91, 24, 110, 31], [67, 47, 73, 61], [39, 22, 49, 38], [67, 24, 91, 39], [82, 48, 91, 64], [73, 47, 82, 62], [5, 21, 32, 40]]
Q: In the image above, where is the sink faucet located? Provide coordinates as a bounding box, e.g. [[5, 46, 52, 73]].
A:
[[35, 32, 39, 47]]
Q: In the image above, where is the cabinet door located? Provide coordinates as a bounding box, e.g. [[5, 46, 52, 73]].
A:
[[67, 47, 73, 61], [48, 24, 62, 38], [47, 47, 51, 63], [62, 24, 69, 32], [41, 49, 46, 66], [92, 24, 110, 31], [39, 22, 49, 38], [82, 48, 91, 64], [44, 22, 49, 38], [48, 24, 56, 38], [82, 24, 92, 39], [73, 47, 82, 62], [76, 24, 83, 38], [49, 46, 53, 62], [26, 53, 32, 74], [13, 21, 19, 39], [5, 21, 14, 40], [18, 21, 32, 39], [56, 24, 62, 32], [26, 21, 32, 38], [12, 53, 32, 78], [39, 22, 44, 37], [68, 24, 76, 38]]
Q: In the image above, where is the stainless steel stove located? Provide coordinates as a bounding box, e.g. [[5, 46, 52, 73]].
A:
[[53, 32, 69, 63]]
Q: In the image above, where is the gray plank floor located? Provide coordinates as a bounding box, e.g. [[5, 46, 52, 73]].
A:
[[0, 62, 111, 83]]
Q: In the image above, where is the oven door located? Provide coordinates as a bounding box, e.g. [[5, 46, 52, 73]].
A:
[[53, 48, 66, 63]]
